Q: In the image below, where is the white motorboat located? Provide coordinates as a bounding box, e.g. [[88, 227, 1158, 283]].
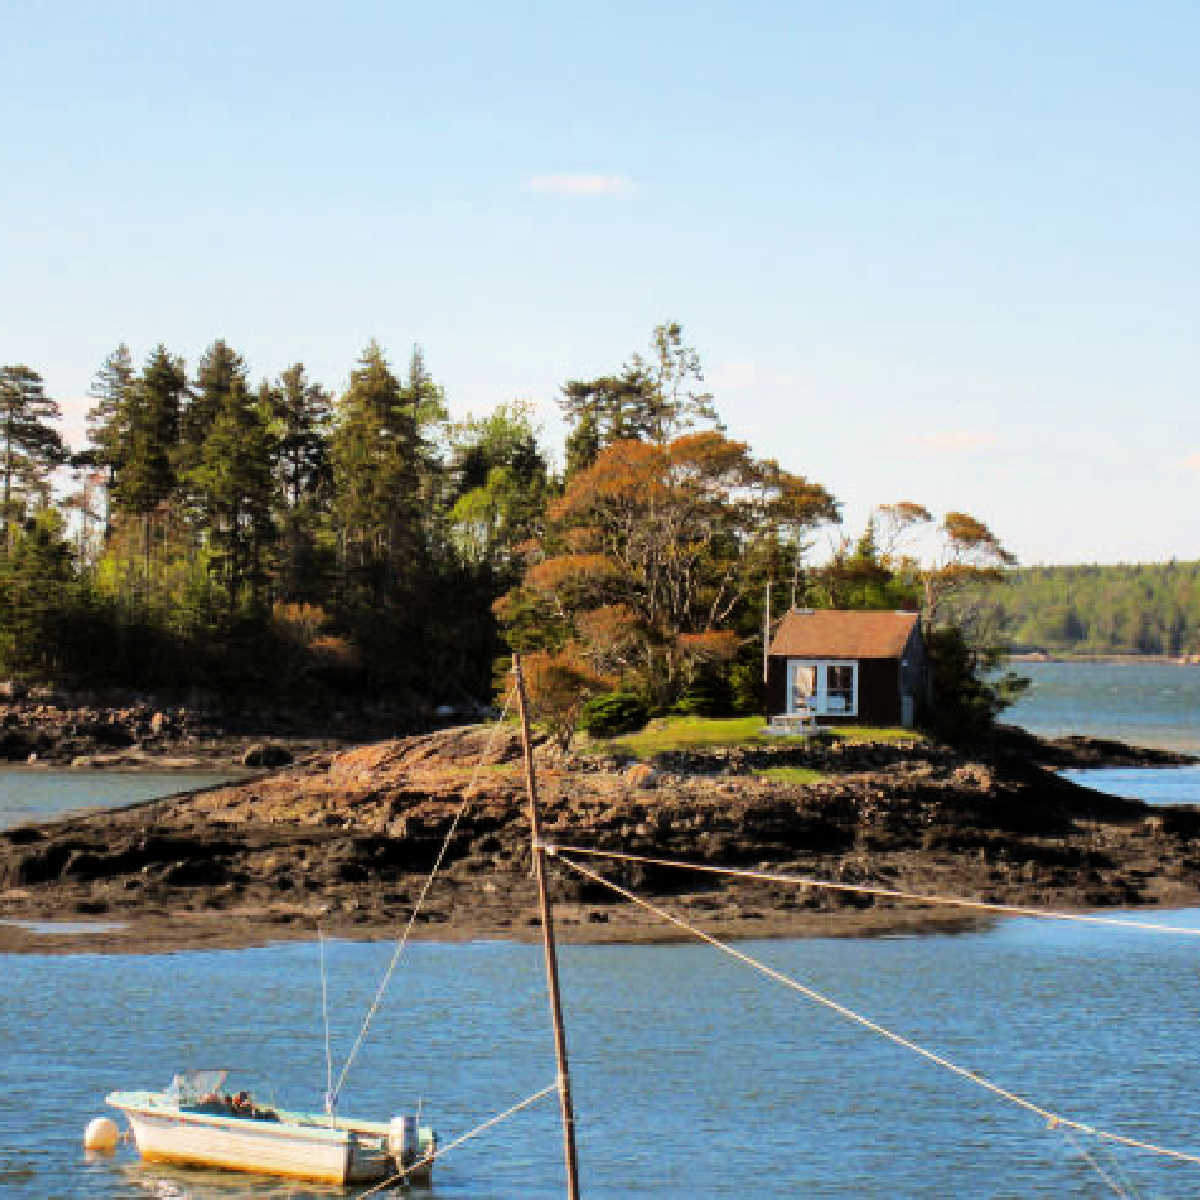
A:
[[107, 1069, 435, 1186]]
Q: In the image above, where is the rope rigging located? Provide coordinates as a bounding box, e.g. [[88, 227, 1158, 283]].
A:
[[330, 683, 518, 1108], [554, 848, 1200, 1172], [355, 1082, 559, 1198], [545, 842, 1200, 938]]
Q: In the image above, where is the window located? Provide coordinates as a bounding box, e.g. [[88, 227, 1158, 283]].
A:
[[790, 664, 816, 711], [826, 665, 854, 712], [787, 660, 858, 717]]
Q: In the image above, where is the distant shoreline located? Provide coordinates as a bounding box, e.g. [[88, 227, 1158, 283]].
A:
[[1009, 652, 1199, 665]]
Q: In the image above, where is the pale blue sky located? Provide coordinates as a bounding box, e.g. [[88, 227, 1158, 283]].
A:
[[2, 1, 1196, 564]]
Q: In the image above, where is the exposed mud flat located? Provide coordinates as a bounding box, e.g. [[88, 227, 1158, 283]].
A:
[[2, 725, 1198, 955]]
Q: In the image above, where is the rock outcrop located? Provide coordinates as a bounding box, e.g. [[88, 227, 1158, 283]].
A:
[[2, 724, 1198, 954]]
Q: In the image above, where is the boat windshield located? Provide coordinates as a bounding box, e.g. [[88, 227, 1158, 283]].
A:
[[167, 1070, 229, 1103]]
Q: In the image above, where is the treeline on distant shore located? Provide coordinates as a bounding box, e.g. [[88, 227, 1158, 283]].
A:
[[0, 322, 1020, 737], [957, 562, 1200, 657]]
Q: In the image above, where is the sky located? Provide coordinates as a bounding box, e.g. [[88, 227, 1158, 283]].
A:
[[1, 0, 1196, 565]]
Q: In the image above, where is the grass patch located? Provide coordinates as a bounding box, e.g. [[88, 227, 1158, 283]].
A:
[[823, 724, 927, 746], [759, 766, 825, 786], [591, 715, 924, 759]]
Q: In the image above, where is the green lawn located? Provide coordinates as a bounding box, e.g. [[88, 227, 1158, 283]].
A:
[[590, 715, 924, 759], [758, 766, 825, 785]]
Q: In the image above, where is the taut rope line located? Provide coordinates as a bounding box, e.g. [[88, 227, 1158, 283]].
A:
[[331, 685, 518, 1104], [355, 1082, 559, 1198], [548, 843, 1200, 938], [555, 850, 1200, 1169]]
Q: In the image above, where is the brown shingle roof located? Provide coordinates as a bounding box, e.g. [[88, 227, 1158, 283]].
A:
[[767, 609, 919, 660]]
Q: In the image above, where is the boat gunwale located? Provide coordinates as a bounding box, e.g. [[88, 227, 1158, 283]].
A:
[[106, 1092, 360, 1145]]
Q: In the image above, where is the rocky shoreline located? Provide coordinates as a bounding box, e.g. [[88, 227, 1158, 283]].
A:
[[1, 721, 1198, 955]]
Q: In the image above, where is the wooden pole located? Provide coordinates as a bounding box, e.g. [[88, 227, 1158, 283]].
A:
[[763, 579, 771, 685], [511, 653, 581, 1200]]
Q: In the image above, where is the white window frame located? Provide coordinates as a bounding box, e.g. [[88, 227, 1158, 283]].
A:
[[787, 659, 859, 717]]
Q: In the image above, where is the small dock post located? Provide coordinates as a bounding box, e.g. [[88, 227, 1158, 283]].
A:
[[512, 653, 582, 1200]]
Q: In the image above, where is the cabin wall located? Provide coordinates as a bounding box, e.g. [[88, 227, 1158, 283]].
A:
[[766, 656, 788, 716], [855, 658, 901, 725], [899, 627, 930, 724]]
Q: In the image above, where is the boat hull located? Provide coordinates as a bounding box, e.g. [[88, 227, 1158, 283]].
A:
[[109, 1095, 391, 1184]]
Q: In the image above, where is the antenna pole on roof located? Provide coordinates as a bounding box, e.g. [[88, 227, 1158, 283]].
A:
[[763, 579, 771, 685]]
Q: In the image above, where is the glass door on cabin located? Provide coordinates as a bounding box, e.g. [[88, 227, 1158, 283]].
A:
[[787, 661, 859, 716], [788, 663, 817, 712]]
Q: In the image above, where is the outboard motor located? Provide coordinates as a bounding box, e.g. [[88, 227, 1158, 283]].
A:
[[388, 1114, 419, 1169]]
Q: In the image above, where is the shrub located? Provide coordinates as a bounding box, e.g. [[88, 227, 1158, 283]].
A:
[[579, 691, 650, 738], [671, 665, 734, 717]]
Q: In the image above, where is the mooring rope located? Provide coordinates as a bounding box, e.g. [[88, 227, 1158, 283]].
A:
[[546, 843, 1200, 938], [1062, 1126, 1139, 1199], [554, 850, 1200, 1169], [355, 1081, 559, 1198], [331, 684, 519, 1105]]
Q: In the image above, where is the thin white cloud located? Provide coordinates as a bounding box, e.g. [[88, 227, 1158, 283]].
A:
[[526, 173, 632, 196], [1180, 452, 1200, 470], [901, 431, 999, 456]]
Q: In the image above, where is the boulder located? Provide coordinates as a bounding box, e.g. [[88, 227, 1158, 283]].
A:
[[242, 743, 294, 769]]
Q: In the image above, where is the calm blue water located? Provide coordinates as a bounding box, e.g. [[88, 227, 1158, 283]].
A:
[[0, 769, 237, 831], [1064, 765, 1200, 806], [1005, 660, 1200, 753], [5, 925, 1200, 1198]]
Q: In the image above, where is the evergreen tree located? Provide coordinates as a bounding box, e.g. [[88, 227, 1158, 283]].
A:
[[114, 345, 186, 517], [84, 343, 135, 526], [0, 509, 86, 676], [332, 343, 422, 598], [271, 363, 333, 604], [0, 365, 65, 542], [273, 363, 331, 510], [331, 342, 446, 684], [183, 372, 275, 618], [179, 340, 244, 473], [560, 321, 721, 475]]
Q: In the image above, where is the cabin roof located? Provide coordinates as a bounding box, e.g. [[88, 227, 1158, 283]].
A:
[[768, 609, 920, 660]]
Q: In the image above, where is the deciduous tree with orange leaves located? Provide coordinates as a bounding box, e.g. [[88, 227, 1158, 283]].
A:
[[498, 430, 838, 708]]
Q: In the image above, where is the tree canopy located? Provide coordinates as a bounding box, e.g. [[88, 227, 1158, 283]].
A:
[[501, 430, 838, 707], [0, 321, 1068, 744]]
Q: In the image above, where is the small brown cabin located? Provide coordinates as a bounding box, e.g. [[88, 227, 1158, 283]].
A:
[[766, 609, 928, 728]]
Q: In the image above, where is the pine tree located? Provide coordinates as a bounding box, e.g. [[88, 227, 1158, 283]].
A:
[[560, 321, 721, 476], [84, 344, 135, 530], [331, 342, 450, 682], [179, 340, 244, 474], [271, 364, 333, 604], [274, 363, 332, 510], [0, 365, 65, 543], [183, 368, 275, 619], [114, 345, 186, 518]]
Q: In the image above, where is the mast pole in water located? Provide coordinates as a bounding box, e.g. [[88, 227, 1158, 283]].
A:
[[512, 653, 581, 1200]]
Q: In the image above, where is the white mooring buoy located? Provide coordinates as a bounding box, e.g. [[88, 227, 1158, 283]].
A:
[[83, 1116, 119, 1152]]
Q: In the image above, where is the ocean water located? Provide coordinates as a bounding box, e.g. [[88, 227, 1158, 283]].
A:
[[1003, 660, 1200, 752], [4, 925, 1200, 1198], [0, 769, 237, 831], [1063, 764, 1200, 806]]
